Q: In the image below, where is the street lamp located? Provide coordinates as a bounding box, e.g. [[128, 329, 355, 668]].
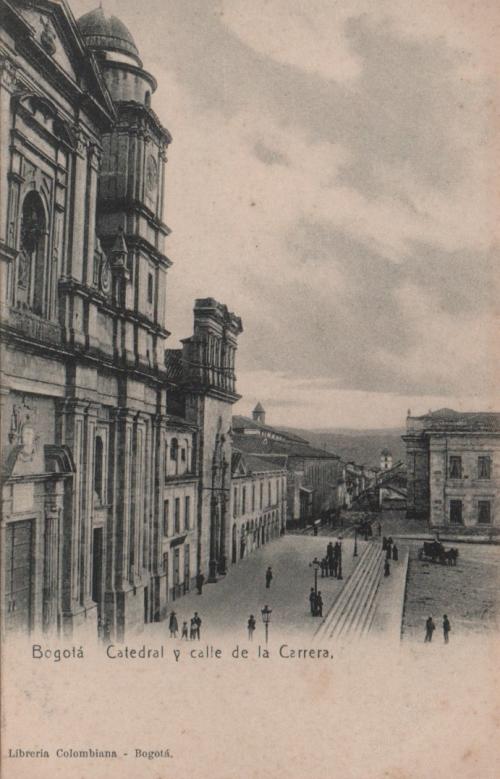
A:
[[353, 527, 358, 557], [337, 538, 343, 580], [309, 557, 321, 596], [261, 605, 272, 645]]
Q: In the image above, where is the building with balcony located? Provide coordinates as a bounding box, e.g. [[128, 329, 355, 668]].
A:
[[404, 409, 500, 530]]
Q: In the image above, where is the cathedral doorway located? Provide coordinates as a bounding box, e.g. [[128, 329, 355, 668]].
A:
[[4, 519, 34, 634]]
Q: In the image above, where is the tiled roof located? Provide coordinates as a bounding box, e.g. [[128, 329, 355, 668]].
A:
[[232, 433, 339, 460], [232, 416, 309, 443], [232, 449, 287, 475]]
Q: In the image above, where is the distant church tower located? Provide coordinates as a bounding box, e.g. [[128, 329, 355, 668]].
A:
[[252, 402, 266, 425], [380, 449, 393, 471]]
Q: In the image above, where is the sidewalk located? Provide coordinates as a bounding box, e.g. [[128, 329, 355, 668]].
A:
[[370, 546, 409, 641], [144, 534, 368, 644]]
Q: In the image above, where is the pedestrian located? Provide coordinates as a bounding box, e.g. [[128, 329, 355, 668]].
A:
[[377, 522, 382, 537], [392, 544, 399, 561], [190, 616, 197, 640], [196, 572, 205, 595], [194, 611, 202, 639], [382, 536, 388, 551], [309, 587, 317, 616], [316, 591, 323, 618], [181, 621, 189, 640], [265, 566, 273, 589], [336, 541, 343, 579], [328, 555, 335, 577], [247, 614, 256, 640], [443, 614, 451, 644], [384, 559, 390, 577], [169, 611, 178, 638], [327, 541, 334, 560], [425, 616, 436, 642]]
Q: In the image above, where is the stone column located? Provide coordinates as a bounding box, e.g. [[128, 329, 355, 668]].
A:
[[429, 436, 447, 527], [56, 399, 86, 619], [69, 127, 88, 282], [42, 498, 61, 633], [83, 143, 101, 286], [0, 58, 17, 245]]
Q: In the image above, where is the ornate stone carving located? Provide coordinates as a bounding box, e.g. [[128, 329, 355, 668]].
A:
[[40, 16, 56, 56], [0, 57, 18, 91], [8, 397, 40, 462]]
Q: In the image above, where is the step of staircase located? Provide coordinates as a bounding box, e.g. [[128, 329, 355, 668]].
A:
[[315, 542, 385, 642]]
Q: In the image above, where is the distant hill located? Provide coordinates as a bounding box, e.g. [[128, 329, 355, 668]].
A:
[[277, 427, 406, 468]]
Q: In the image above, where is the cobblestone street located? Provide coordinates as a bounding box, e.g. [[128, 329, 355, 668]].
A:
[[402, 542, 500, 642], [146, 534, 367, 644]]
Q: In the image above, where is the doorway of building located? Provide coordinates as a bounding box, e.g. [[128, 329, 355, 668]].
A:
[[5, 519, 33, 634], [450, 500, 463, 524]]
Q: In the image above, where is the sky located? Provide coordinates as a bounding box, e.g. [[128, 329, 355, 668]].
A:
[[73, 0, 499, 428]]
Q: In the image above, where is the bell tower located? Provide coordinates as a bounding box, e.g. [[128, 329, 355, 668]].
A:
[[78, 7, 172, 370]]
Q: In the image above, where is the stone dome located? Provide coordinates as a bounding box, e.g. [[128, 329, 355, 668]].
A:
[[77, 6, 140, 62]]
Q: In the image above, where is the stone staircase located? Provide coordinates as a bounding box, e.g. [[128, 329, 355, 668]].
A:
[[314, 542, 385, 642]]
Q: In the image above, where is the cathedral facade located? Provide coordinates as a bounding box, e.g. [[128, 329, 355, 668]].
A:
[[0, 2, 243, 640]]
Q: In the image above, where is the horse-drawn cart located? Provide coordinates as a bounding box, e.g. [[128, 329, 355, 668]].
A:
[[418, 540, 458, 565]]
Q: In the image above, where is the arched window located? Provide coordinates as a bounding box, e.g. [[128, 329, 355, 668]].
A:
[[94, 436, 104, 504], [17, 191, 47, 316], [170, 438, 178, 461]]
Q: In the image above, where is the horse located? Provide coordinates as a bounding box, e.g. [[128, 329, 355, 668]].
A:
[[443, 548, 459, 566]]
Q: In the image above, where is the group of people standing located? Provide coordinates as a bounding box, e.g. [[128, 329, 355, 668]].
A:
[[320, 541, 343, 580], [169, 610, 202, 640], [425, 614, 451, 643], [382, 535, 398, 577], [309, 588, 324, 617]]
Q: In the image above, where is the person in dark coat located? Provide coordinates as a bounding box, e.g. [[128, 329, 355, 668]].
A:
[[193, 612, 202, 640], [328, 554, 335, 577], [382, 536, 388, 551], [181, 621, 189, 640], [425, 616, 436, 642], [443, 615, 451, 644], [309, 588, 317, 616], [377, 522, 382, 537], [316, 591, 323, 618], [327, 541, 334, 560], [190, 616, 197, 640], [265, 566, 273, 588], [392, 544, 399, 561], [169, 611, 178, 638], [384, 559, 390, 577], [247, 614, 256, 641], [196, 572, 205, 594]]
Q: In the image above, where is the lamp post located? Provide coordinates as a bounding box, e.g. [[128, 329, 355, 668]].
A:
[[353, 527, 358, 557], [261, 604, 272, 645], [309, 557, 321, 596]]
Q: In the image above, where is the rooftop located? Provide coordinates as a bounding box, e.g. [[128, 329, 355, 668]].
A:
[[77, 7, 141, 62], [407, 409, 500, 434]]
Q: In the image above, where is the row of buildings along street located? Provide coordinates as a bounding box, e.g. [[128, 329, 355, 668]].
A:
[[1, 2, 499, 644]]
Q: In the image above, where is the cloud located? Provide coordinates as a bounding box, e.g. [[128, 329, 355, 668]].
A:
[[71, 0, 499, 425]]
